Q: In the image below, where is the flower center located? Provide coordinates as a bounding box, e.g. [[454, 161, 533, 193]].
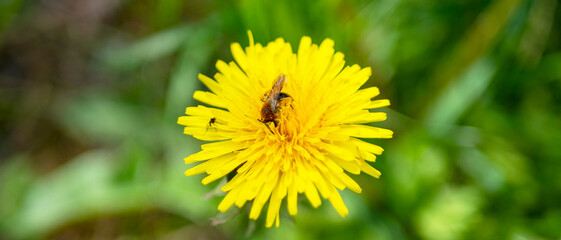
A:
[[272, 97, 300, 139]]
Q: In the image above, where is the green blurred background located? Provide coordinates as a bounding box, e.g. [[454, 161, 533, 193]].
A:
[[1, 0, 560, 239]]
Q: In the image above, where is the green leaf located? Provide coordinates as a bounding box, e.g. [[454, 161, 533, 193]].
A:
[[99, 25, 193, 71]]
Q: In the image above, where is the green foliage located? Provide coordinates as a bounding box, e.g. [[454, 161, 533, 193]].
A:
[[1, 0, 561, 239]]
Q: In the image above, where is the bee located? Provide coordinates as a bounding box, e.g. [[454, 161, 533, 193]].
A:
[[205, 117, 217, 134], [260, 74, 291, 127]]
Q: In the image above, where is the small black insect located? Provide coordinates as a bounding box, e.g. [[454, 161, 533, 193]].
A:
[[205, 117, 217, 134]]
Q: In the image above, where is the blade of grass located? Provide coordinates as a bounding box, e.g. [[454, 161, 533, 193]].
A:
[[422, 0, 522, 119], [424, 57, 496, 136], [99, 24, 192, 71]]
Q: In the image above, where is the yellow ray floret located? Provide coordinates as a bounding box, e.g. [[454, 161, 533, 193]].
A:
[[178, 31, 392, 228]]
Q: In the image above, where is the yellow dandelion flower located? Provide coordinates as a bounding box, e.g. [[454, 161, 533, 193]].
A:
[[178, 31, 393, 228]]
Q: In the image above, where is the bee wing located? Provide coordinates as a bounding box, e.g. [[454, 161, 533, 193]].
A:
[[269, 74, 286, 100], [268, 74, 286, 110]]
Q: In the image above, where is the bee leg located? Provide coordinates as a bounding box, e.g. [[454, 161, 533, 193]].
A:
[[259, 119, 275, 134], [265, 122, 274, 134]]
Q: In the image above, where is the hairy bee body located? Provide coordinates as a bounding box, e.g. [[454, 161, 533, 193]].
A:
[[260, 74, 292, 127]]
